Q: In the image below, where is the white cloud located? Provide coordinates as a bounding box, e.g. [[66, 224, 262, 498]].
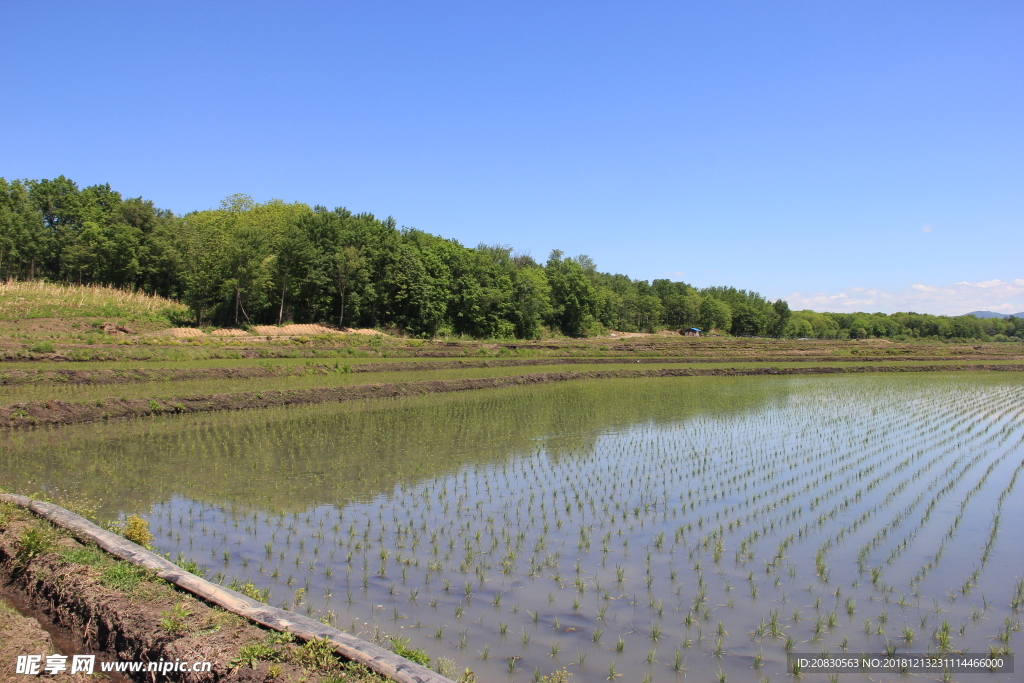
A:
[[787, 279, 1024, 316]]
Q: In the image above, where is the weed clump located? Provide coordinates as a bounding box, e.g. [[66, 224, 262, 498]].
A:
[[389, 636, 429, 666], [16, 526, 55, 564], [118, 514, 155, 548]]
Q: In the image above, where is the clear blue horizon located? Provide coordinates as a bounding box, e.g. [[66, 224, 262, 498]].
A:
[[2, 1, 1021, 316]]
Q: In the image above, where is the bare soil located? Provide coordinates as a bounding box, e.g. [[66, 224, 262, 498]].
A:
[[0, 596, 96, 683]]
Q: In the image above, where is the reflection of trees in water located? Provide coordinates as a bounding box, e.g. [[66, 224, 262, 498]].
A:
[[1, 376, 790, 517]]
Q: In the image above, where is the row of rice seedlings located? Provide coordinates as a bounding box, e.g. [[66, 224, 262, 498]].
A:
[[859, 409, 1024, 574]]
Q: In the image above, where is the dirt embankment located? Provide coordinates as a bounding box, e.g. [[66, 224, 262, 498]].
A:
[[3, 355, 1023, 388], [0, 518, 377, 683], [5, 335, 1019, 365], [2, 364, 1022, 430]]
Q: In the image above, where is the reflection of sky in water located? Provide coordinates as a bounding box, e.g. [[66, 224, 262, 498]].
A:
[[133, 375, 1024, 683]]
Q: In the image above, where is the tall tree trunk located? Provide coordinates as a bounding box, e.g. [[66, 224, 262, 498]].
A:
[[234, 286, 240, 325], [278, 275, 288, 325]]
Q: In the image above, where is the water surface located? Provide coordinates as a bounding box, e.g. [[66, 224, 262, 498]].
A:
[[2, 373, 1021, 682]]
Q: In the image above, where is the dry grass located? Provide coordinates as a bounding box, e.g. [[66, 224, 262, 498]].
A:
[[155, 328, 207, 338], [0, 281, 188, 322], [252, 324, 342, 336]]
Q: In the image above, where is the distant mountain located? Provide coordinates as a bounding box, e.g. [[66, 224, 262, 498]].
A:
[[966, 311, 1024, 319]]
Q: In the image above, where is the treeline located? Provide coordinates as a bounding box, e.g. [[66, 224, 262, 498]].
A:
[[0, 176, 792, 338], [2, 176, 1018, 341], [788, 309, 1023, 342]]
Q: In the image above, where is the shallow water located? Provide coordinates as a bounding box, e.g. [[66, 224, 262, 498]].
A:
[[2, 373, 1022, 682]]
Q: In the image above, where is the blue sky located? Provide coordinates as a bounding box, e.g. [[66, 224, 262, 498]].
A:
[[2, 1, 1021, 315]]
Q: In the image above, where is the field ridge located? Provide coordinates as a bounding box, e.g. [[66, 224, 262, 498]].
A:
[[3, 363, 1022, 429]]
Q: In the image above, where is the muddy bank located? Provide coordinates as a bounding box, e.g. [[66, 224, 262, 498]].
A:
[[0, 499, 454, 683], [2, 363, 1022, 430], [3, 355, 1022, 388], [0, 518, 360, 683]]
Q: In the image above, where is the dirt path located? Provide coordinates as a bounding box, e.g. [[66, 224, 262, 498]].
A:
[[2, 364, 1021, 430]]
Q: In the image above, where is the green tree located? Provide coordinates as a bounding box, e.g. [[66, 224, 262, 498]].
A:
[[767, 299, 791, 337], [730, 302, 767, 336], [546, 250, 596, 336], [331, 245, 368, 326], [699, 297, 732, 333], [511, 265, 551, 338], [27, 175, 82, 277], [175, 211, 230, 325]]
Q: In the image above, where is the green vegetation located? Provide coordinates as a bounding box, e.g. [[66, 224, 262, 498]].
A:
[[1, 176, 792, 336], [15, 525, 54, 564], [3, 176, 1020, 341], [389, 636, 430, 666], [226, 633, 395, 682], [0, 280, 188, 323], [120, 513, 155, 548], [788, 308, 1024, 342], [0, 501, 456, 682]]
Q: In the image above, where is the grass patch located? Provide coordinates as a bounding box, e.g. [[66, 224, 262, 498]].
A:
[[389, 636, 430, 666], [0, 280, 188, 322], [57, 541, 156, 592], [59, 544, 111, 567], [230, 632, 394, 683], [98, 560, 154, 591]]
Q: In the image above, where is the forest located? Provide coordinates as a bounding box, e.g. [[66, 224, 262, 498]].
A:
[[1, 176, 1020, 341]]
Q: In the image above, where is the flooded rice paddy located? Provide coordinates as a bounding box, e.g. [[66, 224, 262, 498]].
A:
[[3, 373, 1022, 682]]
